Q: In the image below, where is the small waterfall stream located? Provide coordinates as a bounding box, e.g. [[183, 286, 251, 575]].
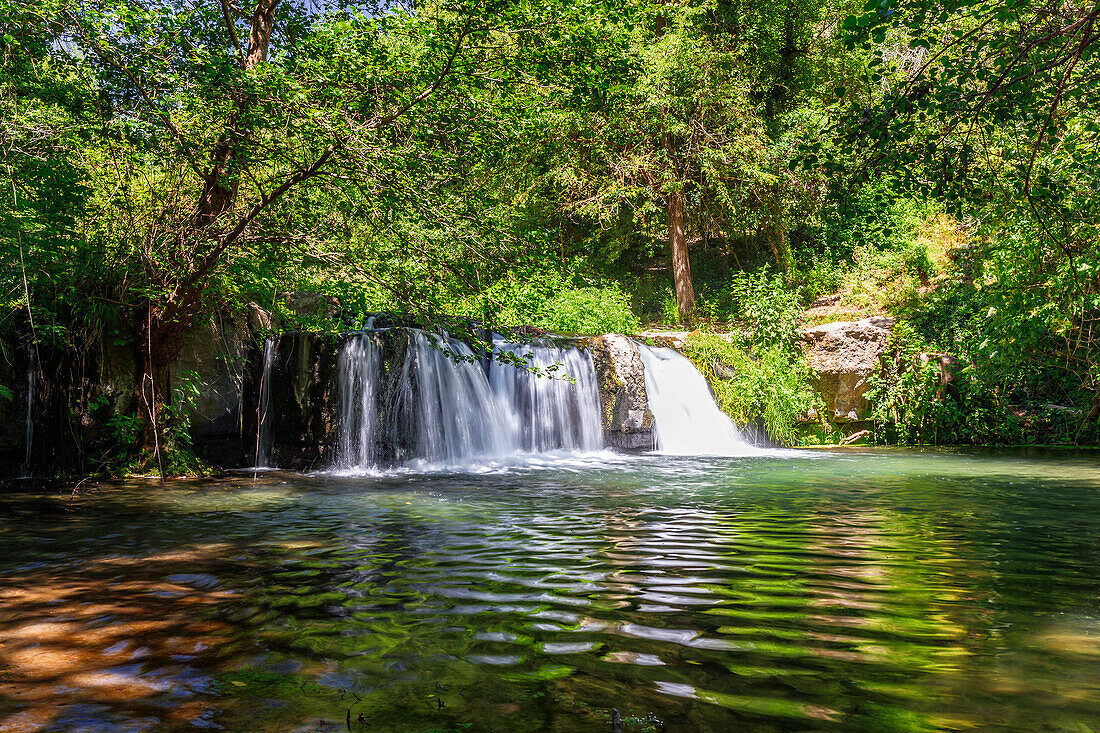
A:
[[330, 329, 605, 470], [335, 332, 381, 470], [255, 337, 277, 467], [394, 330, 513, 465], [21, 346, 36, 477], [489, 340, 604, 453], [636, 342, 762, 456]]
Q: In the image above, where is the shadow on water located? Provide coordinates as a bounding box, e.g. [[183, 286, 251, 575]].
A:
[[2, 450, 1100, 730]]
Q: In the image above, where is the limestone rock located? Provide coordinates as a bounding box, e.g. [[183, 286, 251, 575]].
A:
[[587, 334, 653, 450], [247, 301, 274, 333], [635, 330, 689, 349], [282, 292, 342, 319], [801, 317, 894, 422]]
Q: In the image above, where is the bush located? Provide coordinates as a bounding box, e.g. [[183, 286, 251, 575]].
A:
[[538, 285, 640, 335], [728, 267, 803, 346], [797, 258, 846, 304]]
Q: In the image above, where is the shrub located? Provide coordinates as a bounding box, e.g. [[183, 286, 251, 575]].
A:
[[698, 267, 803, 345], [538, 285, 640, 335], [797, 258, 846, 304]]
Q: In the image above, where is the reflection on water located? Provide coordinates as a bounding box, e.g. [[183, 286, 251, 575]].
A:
[[2, 449, 1100, 731]]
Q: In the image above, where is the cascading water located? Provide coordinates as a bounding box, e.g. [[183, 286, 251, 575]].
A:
[[255, 337, 277, 468], [635, 342, 762, 456], [21, 346, 36, 477], [335, 332, 381, 470], [393, 330, 514, 465], [489, 340, 604, 452]]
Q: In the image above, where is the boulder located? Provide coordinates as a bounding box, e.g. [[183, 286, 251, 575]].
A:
[[587, 334, 653, 450], [801, 317, 894, 422], [920, 352, 959, 401], [247, 301, 274, 333], [282, 292, 341, 319]]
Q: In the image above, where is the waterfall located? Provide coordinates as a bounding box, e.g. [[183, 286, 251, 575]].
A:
[[635, 342, 761, 456], [21, 346, 36, 477], [489, 340, 604, 452], [394, 330, 514, 465], [335, 332, 381, 470], [255, 337, 277, 467]]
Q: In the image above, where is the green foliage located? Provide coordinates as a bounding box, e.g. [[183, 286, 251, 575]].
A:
[[796, 258, 845, 304], [822, 180, 934, 256], [869, 322, 1018, 445], [700, 267, 802, 345], [684, 332, 822, 446], [462, 273, 640, 335], [537, 285, 640, 335]]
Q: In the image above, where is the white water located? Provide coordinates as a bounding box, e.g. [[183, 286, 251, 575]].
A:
[[394, 330, 514, 465], [489, 340, 604, 453], [255, 337, 277, 468], [330, 329, 606, 471], [21, 346, 35, 477], [636, 342, 763, 456], [335, 333, 381, 470]]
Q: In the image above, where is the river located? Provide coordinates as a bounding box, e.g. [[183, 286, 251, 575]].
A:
[[2, 449, 1099, 731]]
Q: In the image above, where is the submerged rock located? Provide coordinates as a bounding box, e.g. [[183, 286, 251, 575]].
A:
[[587, 334, 653, 450], [801, 317, 894, 422]]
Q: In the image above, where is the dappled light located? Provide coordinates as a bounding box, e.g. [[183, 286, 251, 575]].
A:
[[3, 453, 1100, 729]]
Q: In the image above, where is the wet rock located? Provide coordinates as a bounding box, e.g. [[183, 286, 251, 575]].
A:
[[710, 359, 738, 381], [282, 292, 342, 319], [587, 334, 653, 450], [244, 332, 340, 469], [173, 311, 253, 467], [801, 317, 894, 422]]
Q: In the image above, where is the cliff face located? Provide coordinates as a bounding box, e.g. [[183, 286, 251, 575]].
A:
[[586, 334, 654, 451]]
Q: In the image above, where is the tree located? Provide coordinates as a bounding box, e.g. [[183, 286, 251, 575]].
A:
[[828, 0, 1100, 435], [11, 0, 499, 466]]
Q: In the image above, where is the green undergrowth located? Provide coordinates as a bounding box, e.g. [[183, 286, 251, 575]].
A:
[[683, 332, 823, 446]]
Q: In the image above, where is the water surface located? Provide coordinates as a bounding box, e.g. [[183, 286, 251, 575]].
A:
[[2, 449, 1100, 731]]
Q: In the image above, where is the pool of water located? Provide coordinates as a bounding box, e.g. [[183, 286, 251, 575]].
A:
[[2, 448, 1100, 731]]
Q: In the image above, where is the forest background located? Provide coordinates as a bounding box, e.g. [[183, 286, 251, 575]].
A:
[[2, 0, 1099, 471]]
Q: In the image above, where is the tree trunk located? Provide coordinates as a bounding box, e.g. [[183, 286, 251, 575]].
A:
[[130, 0, 281, 470], [662, 127, 695, 325], [668, 189, 695, 324], [133, 302, 190, 471]]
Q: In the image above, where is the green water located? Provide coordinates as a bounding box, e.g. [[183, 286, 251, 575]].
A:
[[2, 449, 1100, 731]]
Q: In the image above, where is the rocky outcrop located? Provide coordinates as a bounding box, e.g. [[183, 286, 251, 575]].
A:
[[244, 332, 340, 469], [173, 311, 254, 467], [587, 334, 653, 450], [801, 317, 894, 422], [282, 292, 342, 319]]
